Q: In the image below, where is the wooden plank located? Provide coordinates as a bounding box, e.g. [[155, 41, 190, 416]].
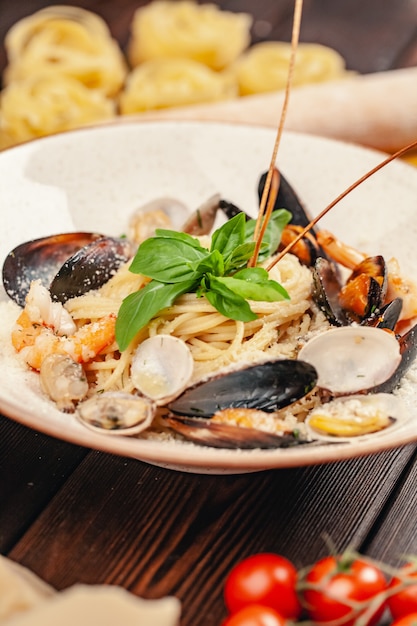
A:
[[362, 446, 417, 565], [7, 444, 416, 625], [0, 416, 88, 553]]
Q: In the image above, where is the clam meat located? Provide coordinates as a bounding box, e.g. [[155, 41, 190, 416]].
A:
[[77, 392, 155, 436], [305, 393, 407, 440]]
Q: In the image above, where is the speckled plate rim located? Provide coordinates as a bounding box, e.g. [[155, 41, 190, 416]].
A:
[[1, 119, 417, 474]]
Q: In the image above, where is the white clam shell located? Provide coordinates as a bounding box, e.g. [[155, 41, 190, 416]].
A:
[[298, 326, 401, 394], [77, 391, 155, 436], [131, 335, 194, 403], [128, 197, 189, 244], [305, 392, 408, 441]]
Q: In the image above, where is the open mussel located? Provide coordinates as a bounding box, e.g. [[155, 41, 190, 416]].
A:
[[163, 359, 318, 449], [167, 359, 318, 417], [312, 255, 389, 326], [2, 232, 102, 307], [50, 236, 134, 303], [2, 232, 133, 306], [164, 414, 304, 449]]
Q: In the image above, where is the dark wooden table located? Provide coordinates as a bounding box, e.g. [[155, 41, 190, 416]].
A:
[[1, 1, 417, 624]]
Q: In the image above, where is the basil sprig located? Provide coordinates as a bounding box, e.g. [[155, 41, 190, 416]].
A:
[[116, 210, 291, 350]]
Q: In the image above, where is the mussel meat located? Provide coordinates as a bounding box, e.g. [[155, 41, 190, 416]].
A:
[[312, 255, 388, 326], [164, 413, 305, 449]]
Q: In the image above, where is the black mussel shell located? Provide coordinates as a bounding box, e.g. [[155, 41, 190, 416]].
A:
[[312, 257, 348, 326], [167, 359, 318, 418], [219, 199, 250, 221], [258, 169, 315, 230], [50, 236, 133, 303], [2, 232, 103, 307], [364, 298, 403, 330], [373, 322, 417, 393]]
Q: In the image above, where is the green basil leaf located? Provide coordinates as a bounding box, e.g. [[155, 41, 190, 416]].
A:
[[204, 275, 257, 322], [129, 236, 208, 282], [215, 272, 290, 302], [195, 249, 225, 276], [153, 229, 207, 249], [245, 209, 292, 260], [224, 242, 256, 272], [115, 279, 195, 350], [233, 267, 269, 282], [210, 213, 246, 257]]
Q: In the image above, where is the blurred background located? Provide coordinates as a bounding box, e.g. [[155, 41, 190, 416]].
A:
[[2, 0, 417, 76]]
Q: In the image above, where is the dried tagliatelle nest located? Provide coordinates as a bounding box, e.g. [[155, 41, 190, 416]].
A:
[[0, 74, 116, 150], [231, 41, 349, 96], [3, 5, 128, 96], [0, 1, 350, 149], [127, 0, 253, 70], [119, 58, 238, 113]]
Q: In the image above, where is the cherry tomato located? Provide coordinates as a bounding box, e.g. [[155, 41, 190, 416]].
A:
[[391, 613, 417, 626], [301, 555, 387, 626], [388, 563, 417, 619], [224, 553, 301, 619], [221, 604, 286, 626]]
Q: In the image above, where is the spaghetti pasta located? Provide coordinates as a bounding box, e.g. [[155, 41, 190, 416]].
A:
[[64, 253, 327, 393]]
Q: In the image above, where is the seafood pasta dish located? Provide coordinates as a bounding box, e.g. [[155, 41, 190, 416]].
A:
[[3, 160, 417, 452]]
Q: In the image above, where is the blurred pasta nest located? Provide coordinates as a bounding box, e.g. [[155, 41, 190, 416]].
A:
[[127, 0, 252, 70], [0, 1, 349, 149], [120, 58, 238, 113], [231, 41, 348, 96]]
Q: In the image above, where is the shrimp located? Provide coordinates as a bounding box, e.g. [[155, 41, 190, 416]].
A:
[[11, 280, 116, 370]]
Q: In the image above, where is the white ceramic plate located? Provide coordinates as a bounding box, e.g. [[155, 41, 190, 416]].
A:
[[2, 120, 417, 474]]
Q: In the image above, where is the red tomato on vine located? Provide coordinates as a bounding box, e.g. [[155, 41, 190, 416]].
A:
[[221, 604, 287, 626], [223, 553, 301, 619], [388, 563, 417, 619], [300, 554, 387, 626]]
